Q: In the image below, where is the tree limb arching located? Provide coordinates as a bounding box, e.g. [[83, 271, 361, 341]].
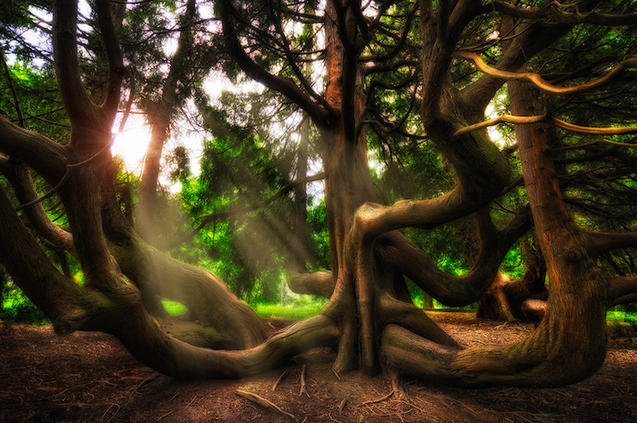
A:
[[456, 51, 637, 97], [380, 79, 611, 388], [0, 187, 338, 376], [288, 270, 334, 298], [216, 0, 335, 125], [607, 276, 637, 305], [376, 207, 531, 307], [458, 12, 574, 114], [0, 115, 69, 183], [2, 160, 75, 251], [454, 114, 637, 137]]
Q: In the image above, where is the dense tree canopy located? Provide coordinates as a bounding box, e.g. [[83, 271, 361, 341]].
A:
[[1, 0, 637, 389]]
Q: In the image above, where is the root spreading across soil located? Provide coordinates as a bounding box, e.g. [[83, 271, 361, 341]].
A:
[[1, 312, 635, 422]]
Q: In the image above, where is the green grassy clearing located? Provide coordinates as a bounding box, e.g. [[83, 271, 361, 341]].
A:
[[160, 297, 328, 320], [252, 299, 327, 320], [161, 300, 189, 316]]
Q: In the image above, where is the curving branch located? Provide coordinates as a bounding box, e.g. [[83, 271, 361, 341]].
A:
[[217, 0, 335, 125], [0, 183, 84, 323], [459, 6, 594, 113], [52, 0, 99, 126], [376, 207, 530, 307], [342, 196, 528, 372], [1, 177, 339, 378], [94, 0, 126, 117], [586, 231, 637, 256], [552, 138, 637, 150], [378, 293, 457, 347], [608, 276, 637, 305], [117, 314, 339, 380], [288, 270, 334, 298], [552, 119, 637, 135], [454, 114, 637, 137], [453, 114, 547, 137], [0, 115, 70, 183], [456, 51, 637, 96]]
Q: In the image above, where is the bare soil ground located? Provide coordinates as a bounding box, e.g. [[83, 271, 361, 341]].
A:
[[1, 311, 636, 423]]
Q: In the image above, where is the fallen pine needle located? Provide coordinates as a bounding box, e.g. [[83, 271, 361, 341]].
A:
[[236, 390, 295, 419]]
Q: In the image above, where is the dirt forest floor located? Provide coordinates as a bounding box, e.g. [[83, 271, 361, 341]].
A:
[[1, 312, 636, 423]]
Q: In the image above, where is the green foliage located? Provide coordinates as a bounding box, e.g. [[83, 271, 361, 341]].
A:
[[501, 246, 525, 280], [161, 299, 189, 317], [0, 61, 70, 143], [607, 309, 637, 344], [167, 146, 191, 183], [0, 275, 47, 325], [169, 82, 328, 301], [307, 198, 331, 270], [607, 310, 637, 323], [252, 297, 327, 320]]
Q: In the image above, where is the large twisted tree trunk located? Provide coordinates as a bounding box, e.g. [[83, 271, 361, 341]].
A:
[[0, 0, 267, 352], [380, 79, 609, 387]]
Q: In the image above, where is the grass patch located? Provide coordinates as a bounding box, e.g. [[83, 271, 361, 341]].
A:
[[253, 298, 327, 320], [161, 300, 189, 317]]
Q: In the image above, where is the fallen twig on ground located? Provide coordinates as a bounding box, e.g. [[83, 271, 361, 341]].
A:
[[359, 390, 394, 406], [272, 369, 289, 391], [236, 390, 295, 419], [300, 364, 309, 397]]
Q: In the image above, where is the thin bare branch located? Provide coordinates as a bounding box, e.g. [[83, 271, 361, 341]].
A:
[[553, 119, 637, 135], [454, 114, 637, 137], [1, 48, 25, 127], [217, 0, 334, 125], [453, 114, 547, 137], [552, 138, 637, 151], [236, 390, 295, 418], [456, 51, 637, 96]]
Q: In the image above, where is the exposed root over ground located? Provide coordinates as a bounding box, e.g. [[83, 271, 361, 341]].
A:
[[1, 312, 635, 422]]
